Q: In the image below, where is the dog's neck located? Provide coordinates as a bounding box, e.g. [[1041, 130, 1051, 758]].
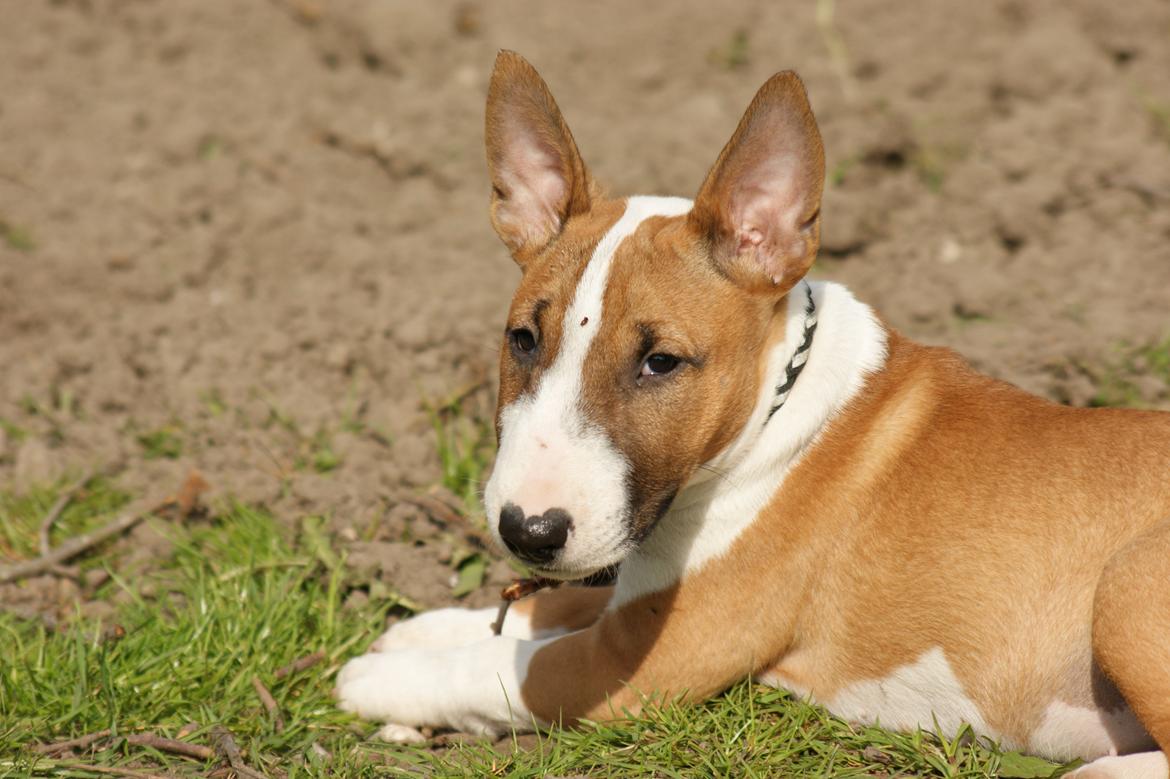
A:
[[612, 281, 889, 605]]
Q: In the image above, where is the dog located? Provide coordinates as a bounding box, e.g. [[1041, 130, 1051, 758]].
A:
[[337, 50, 1170, 777]]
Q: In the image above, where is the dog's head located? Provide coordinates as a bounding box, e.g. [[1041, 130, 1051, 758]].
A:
[[481, 51, 825, 578]]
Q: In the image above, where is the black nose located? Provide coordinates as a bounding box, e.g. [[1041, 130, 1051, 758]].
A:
[[498, 503, 571, 564]]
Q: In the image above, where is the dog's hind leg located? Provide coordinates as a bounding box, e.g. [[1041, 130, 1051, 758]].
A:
[[369, 585, 613, 652], [1072, 518, 1170, 779]]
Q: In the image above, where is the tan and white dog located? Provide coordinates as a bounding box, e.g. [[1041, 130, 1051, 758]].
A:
[[338, 51, 1170, 777]]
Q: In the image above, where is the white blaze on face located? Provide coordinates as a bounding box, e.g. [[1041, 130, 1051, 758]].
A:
[[484, 196, 693, 576]]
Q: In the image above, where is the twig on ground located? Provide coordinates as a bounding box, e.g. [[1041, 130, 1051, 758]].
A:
[[38, 469, 96, 556], [31, 728, 214, 762], [123, 733, 215, 761], [251, 675, 285, 732], [31, 729, 113, 755], [0, 497, 176, 584], [176, 722, 200, 739], [274, 650, 325, 679], [50, 762, 172, 779], [211, 726, 266, 779]]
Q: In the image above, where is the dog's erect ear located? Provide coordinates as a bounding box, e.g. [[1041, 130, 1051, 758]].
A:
[[689, 71, 825, 296], [485, 51, 593, 264]]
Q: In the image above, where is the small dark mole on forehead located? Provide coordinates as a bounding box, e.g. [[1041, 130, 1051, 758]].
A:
[[580, 316, 589, 326]]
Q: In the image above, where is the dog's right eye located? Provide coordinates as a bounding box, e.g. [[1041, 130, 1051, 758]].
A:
[[510, 328, 538, 355]]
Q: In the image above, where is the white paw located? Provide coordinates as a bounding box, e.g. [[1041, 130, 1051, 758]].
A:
[[370, 607, 501, 652], [1068, 752, 1169, 779], [335, 638, 541, 737], [336, 651, 426, 723], [376, 723, 427, 743]]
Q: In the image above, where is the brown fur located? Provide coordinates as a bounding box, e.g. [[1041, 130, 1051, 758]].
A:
[[520, 331, 1170, 754], [485, 50, 597, 262], [486, 51, 1170, 762]]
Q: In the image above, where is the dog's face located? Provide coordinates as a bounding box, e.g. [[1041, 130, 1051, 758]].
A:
[[481, 52, 824, 579]]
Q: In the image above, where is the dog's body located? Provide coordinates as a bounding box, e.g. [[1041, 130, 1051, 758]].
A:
[[338, 53, 1170, 777]]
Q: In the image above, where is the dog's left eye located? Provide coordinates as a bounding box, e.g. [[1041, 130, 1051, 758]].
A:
[[641, 353, 680, 377]]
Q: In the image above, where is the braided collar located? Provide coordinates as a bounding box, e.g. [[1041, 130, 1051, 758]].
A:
[[765, 282, 818, 424]]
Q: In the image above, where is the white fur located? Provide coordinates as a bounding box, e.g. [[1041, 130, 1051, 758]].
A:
[[613, 281, 888, 605], [1029, 700, 1153, 761], [1068, 752, 1169, 779], [336, 635, 554, 736], [484, 196, 693, 578], [370, 605, 570, 653], [375, 723, 427, 744], [819, 647, 1000, 744]]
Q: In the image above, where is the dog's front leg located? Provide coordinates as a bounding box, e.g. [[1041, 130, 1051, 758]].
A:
[[337, 586, 770, 738], [336, 634, 554, 739]]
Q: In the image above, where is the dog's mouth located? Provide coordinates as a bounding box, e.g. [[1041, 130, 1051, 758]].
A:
[[522, 561, 621, 585]]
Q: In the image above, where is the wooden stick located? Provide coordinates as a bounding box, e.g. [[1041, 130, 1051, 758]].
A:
[[211, 725, 266, 779], [490, 600, 511, 636], [31, 728, 214, 762], [123, 733, 215, 761], [30, 728, 113, 755], [251, 675, 285, 732], [274, 650, 325, 679], [491, 578, 560, 636], [38, 470, 95, 556], [0, 498, 174, 584], [49, 762, 172, 779]]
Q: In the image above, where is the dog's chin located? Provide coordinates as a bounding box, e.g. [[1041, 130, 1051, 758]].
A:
[[521, 549, 630, 583]]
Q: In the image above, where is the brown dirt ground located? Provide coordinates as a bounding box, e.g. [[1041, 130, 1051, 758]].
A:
[[2, 0, 1169, 617]]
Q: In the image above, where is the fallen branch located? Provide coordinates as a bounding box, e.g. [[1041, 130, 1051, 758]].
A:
[[274, 650, 325, 679], [38, 470, 97, 556], [30, 728, 214, 762], [0, 497, 176, 584], [49, 762, 171, 779], [211, 726, 266, 779], [123, 733, 214, 761], [30, 728, 113, 755], [251, 675, 285, 732]]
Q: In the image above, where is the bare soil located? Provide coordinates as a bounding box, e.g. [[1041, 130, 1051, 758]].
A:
[[2, 0, 1169, 617]]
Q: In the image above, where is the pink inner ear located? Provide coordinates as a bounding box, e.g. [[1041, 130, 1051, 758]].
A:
[[496, 129, 569, 249], [730, 158, 808, 283]]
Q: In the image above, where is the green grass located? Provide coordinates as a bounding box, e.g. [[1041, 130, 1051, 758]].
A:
[[136, 425, 184, 460], [0, 483, 1075, 777], [708, 29, 751, 70], [0, 217, 35, 251], [427, 401, 494, 515], [0, 477, 130, 560], [1, 499, 392, 777], [1089, 336, 1170, 408], [414, 687, 1067, 778]]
